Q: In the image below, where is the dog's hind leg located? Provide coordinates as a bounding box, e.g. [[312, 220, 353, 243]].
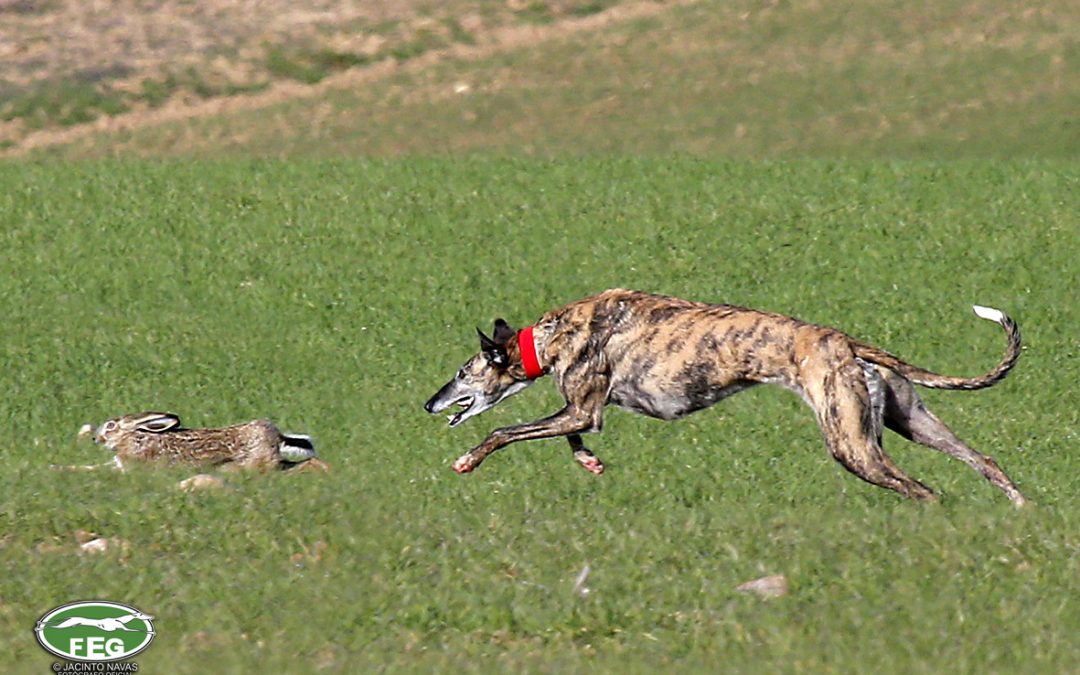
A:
[[881, 371, 1027, 506], [857, 358, 886, 445], [568, 434, 605, 475], [799, 336, 937, 501]]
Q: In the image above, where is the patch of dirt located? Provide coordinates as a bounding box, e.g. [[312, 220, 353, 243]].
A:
[[0, 0, 692, 156], [0, 1, 456, 91]]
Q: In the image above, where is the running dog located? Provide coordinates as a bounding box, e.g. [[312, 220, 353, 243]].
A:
[[424, 289, 1026, 504]]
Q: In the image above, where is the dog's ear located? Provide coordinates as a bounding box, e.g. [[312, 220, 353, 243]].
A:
[[492, 318, 518, 345], [477, 325, 509, 367], [477, 327, 499, 352]]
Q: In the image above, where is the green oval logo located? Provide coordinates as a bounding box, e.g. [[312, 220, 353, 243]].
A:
[[34, 601, 155, 662]]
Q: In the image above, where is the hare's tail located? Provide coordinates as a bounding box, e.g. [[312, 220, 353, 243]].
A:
[[279, 433, 317, 463]]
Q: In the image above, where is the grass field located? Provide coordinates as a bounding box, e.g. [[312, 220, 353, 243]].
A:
[[2, 0, 1079, 671], [1, 158, 1078, 672], [0, 0, 636, 150], [19, 0, 1079, 160]]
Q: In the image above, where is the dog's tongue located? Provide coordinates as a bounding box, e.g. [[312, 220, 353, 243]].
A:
[[447, 412, 464, 427]]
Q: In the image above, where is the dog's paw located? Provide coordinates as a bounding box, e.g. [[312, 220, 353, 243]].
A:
[[573, 450, 605, 475], [452, 454, 478, 474]]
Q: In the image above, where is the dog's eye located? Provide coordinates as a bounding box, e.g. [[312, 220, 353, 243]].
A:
[[457, 369, 466, 380]]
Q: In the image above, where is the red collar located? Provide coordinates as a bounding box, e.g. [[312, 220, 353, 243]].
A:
[[517, 326, 545, 379]]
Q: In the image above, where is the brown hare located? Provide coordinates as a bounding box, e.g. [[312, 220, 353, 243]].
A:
[[83, 411, 322, 472]]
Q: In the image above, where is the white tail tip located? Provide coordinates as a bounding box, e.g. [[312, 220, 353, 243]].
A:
[[972, 305, 1004, 323]]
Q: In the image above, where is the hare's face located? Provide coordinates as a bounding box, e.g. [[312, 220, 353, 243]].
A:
[[93, 412, 182, 449], [93, 418, 127, 449]]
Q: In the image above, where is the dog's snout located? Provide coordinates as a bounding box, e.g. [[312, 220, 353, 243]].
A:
[[425, 378, 462, 415]]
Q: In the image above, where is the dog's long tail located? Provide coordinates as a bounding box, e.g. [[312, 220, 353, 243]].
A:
[[851, 305, 1021, 390]]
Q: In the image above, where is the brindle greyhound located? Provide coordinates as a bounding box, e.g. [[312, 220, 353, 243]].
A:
[[424, 289, 1026, 505]]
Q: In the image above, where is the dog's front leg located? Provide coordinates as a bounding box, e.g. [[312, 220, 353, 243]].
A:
[[453, 404, 601, 474]]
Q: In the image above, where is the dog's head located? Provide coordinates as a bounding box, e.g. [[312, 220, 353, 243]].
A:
[[424, 319, 536, 428]]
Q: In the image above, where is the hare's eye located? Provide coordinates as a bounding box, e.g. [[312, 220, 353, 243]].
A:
[[103, 421, 117, 433]]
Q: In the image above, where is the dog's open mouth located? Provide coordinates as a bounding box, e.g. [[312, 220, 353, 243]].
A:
[[447, 397, 475, 428]]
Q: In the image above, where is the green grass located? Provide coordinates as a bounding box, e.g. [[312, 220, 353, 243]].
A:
[[0, 80, 130, 130], [389, 29, 449, 63], [264, 46, 374, 85], [1, 157, 1078, 672], [0, 69, 271, 136]]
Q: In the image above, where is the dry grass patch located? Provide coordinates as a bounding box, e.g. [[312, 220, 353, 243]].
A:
[[0, 0, 647, 150]]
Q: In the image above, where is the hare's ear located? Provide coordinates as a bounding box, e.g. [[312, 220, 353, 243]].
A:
[[134, 412, 181, 433]]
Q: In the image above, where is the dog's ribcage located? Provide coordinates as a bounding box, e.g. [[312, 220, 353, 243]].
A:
[[608, 378, 758, 420], [549, 295, 808, 421]]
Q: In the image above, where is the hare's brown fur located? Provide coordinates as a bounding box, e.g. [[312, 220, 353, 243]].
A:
[[93, 412, 317, 471]]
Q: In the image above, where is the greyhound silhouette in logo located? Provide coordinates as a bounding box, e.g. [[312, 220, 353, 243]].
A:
[[34, 600, 157, 662], [50, 610, 154, 633]]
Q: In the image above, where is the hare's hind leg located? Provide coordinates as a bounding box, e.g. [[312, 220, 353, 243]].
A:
[[881, 371, 1027, 506]]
